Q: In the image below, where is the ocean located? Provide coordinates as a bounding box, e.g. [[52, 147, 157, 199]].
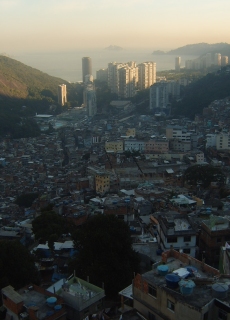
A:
[[12, 49, 198, 82]]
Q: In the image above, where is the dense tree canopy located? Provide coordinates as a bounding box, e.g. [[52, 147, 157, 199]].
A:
[[15, 192, 38, 207], [69, 215, 140, 297], [0, 241, 40, 290], [32, 211, 67, 244], [183, 165, 225, 188]]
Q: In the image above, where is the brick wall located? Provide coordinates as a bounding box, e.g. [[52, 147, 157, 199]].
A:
[[161, 249, 220, 276], [133, 274, 148, 294], [2, 295, 24, 315]]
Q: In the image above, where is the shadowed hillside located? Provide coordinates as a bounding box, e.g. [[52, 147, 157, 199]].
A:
[[173, 67, 230, 118]]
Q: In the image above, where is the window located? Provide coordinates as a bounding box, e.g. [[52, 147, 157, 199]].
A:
[[167, 236, 177, 243], [148, 284, 157, 298], [184, 236, 191, 242], [218, 309, 227, 320], [183, 248, 191, 254], [148, 312, 156, 320], [167, 299, 175, 312]]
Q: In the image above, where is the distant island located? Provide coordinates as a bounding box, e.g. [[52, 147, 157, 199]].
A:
[[152, 42, 230, 56], [105, 45, 123, 51]]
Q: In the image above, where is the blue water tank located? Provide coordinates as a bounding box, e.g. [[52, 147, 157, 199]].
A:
[[179, 279, 195, 295], [54, 305, 62, 311], [157, 265, 169, 276], [46, 297, 57, 307], [165, 274, 180, 288]]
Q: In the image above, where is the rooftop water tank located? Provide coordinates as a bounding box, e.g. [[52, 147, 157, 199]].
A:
[[157, 265, 169, 276], [165, 274, 180, 289], [46, 297, 57, 307], [54, 305, 62, 311], [212, 283, 229, 299], [179, 279, 195, 295]]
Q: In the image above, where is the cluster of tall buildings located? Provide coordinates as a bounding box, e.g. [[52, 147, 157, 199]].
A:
[[185, 52, 229, 70], [97, 61, 156, 98]]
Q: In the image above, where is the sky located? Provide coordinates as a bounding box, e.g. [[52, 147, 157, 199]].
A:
[[1, 0, 230, 53]]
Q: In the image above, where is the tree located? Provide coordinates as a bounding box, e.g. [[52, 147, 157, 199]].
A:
[[0, 241, 40, 290], [32, 211, 66, 243], [183, 165, 225, 188], [15, 192, 38, 207], [69, 215, 140, 297]]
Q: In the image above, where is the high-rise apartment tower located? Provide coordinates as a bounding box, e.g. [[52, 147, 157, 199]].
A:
[[138, 62, 156, 90], [82, 57, 92, 82], [57, 84, 67, 106], [175, 57, 181, 72]]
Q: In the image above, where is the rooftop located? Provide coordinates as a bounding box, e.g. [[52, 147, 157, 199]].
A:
[[139, 249, 230, 309]]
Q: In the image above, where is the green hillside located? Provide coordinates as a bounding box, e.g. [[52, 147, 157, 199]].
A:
[[173, 67, 230, 118], [0, 55, 68, 99], [0, 55, 72, 138]]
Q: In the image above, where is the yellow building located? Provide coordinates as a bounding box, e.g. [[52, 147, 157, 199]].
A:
[[105, 141, 123, 152], [126, 128, 136, 137], [95, 173, 110, 194]]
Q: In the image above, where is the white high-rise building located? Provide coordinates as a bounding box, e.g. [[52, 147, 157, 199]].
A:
[[138, 62, 156, 90], [57, 84, 67, 106], [108, 62, 123, 94], [108, 61, 138, 98], [214, 53, 221, 66], [175, 57, 181, 72], [150, 82, 169, 111], [118, 66, 138, 98]]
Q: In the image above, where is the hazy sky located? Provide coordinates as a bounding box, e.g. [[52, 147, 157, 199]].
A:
[[1, 0, 230, 53]]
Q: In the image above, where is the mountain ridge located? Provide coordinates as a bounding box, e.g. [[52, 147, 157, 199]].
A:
[[152, 42, 230, 56]]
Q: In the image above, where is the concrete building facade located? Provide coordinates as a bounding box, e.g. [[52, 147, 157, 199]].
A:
[[175, 56, 181, 72], [216, 133, 230, 150], [138, 62, 156, 90], [96, 68, 108, 82], [132, 249, 227, 320], [149, 82, 169, 111]]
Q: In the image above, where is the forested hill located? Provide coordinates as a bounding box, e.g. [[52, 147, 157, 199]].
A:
[[0, 55, 69, 138], [0, 55, 67, 100], [173, 68, 230, 118]]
